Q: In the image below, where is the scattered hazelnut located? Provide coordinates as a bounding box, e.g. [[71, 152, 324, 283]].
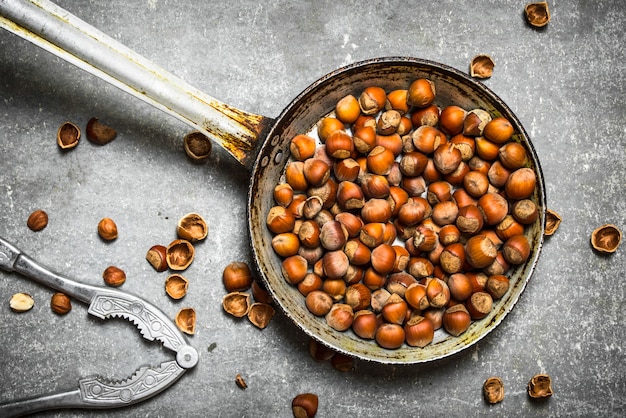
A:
[[235, 374, 247, 390], [86, 117, 117, 145], [527, 373, 553, 399], [591, 224, 621, 254], [525, 2, 550, 28], [470, 55, 495, 79], [56, 121, 80, 149], [166, 239, 195, 271], [483, 376, 505, 404], [102, 265, 126, 287], [222, 261, 254, 292], [165, 274, 189, 300], [97, 218, 118, 241], [308, 338, 335, 362], [177, 212, 208, 242], [544, 209, 562, 236], [146, 245, 168, 272], [10, 292, 35, 312], [175, 307, 196, 335], [247, 302, 275, 329], [292, 393, 318, 418], [27, 209, 48, 232], [222, 292, 251, 318], [50, 292, 72, 315], [183, 131, 212, 161]]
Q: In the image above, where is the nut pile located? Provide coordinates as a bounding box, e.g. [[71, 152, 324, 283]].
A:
[[267, 79, 540, 350]]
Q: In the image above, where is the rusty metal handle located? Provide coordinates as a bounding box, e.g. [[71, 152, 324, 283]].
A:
[[0, 0, 270, 169]]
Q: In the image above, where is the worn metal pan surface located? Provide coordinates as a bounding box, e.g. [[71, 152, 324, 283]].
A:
[[0, 0, 545, 364]]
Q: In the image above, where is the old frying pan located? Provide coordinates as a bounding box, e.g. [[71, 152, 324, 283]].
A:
[[1, 0, 545, 363]]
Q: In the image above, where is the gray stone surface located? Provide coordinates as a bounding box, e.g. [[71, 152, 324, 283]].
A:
[[0, 0, 624, 416]]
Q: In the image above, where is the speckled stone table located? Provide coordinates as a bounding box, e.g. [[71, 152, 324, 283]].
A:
[[1, 1, 624, 417]]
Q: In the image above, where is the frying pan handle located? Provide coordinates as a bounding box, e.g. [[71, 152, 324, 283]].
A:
[[0, 0, 271, 169]]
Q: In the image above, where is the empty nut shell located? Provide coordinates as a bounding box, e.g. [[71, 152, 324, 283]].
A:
[[591, 224, 622, 254], [10, 292, 35, 312], [223, 292, 251, 318], [86, 117, 117, 145], [544, 209, 562, 236], [27, 209, 48, 232], [483, 377, 505, 404], [177, 213, 208, 242], [247, 302, 275, 329], [166, 239, 195, 270], [183, 131, 212, 161], [165, 274, 189, 299], [470, 55, 495, 79], [57, 121, 80, 149], [175, 307, 196, 335], [50, 292, 72, 315], [527, 373, 553, 399], [525, 2, 550, 27]]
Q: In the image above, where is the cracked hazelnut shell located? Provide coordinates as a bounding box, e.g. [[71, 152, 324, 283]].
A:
[[525, 2, 550, 28], [57, 121, 80, 149], [222, 292, 251, 318], [175, 307, 196, 335], [165, 274, 189, 300], [470, 55, 495, 79], [166, 239, 195, 270], [544, 209, 562, 236], [483, 376, 505, 404], [183, 131, 212, 161], [247, 302, 275, 329], [177, 212, 208, 242], [591, 224, 622, 254], [527, 373, 553, 399]]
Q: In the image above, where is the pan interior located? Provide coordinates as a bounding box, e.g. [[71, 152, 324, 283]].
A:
[[248, 57, 545, 364]]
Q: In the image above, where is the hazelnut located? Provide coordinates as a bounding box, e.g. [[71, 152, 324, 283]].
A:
[[27, 209, 48, 232], [177, 213, 208, 242], [483, 376, 505, 404], [146, 245, 168, 272], [50, 292, 72, 315], [97, 218, 118, 241], [527, 373, 553, 399], [10, 292, 35, 312], [183, 131, 212, 161], [175, 307, 196, 335], [165, 274, 189, 300], [442, 304, 471, 337], [325, 303, 354, 331], [235, 374, 247, 390], [404, 315, 435, 347], [86, 117, 117, 145], [525, 2, 550, 28], [470, 55, 495, 79], [166, 239, 195, 270], [56, 121, 80, 149], [102, 266, 126, 287], [292, 393, 319, 418], [591, 224, 622, 254], [406, 78, 436, 108], [544, 209, 562, 236], [222, 261, 254, 292], [335, 95, 361, 124], [375, 323, 405, 349], [222, 292, 251, 318], [247, 302, 275, 329]]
